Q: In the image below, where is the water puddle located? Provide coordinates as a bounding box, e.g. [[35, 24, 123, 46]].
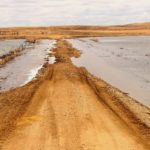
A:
[[0, 40, 56, 92], [68, 36, 150, 106]]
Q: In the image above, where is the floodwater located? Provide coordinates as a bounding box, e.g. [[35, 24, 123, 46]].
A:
[[0, 40, 56, 92], [68, 36, 150, 106], [0, 39, 26, 57]]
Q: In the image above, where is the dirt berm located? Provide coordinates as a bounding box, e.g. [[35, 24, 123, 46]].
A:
[[0, 40, 150, 150]]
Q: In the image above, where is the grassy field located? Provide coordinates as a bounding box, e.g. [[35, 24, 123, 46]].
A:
[[1, 22, 150, 40]]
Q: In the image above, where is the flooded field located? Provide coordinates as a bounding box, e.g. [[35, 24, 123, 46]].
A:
[[0, 40, 56, 92], [68, 36, 150, 106], [0, 39, 26, 57]]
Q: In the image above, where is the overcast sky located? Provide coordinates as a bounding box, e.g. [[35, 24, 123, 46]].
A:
[[0, 0, 150, 27]]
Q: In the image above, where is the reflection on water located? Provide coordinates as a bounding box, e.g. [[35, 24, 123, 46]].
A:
[[68, 36, 150, 106], [0, 40, 56, 92]]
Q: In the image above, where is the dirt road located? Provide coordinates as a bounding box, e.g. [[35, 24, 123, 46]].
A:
[[0, 40, 150, 150]]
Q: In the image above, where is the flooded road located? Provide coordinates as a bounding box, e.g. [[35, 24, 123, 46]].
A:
[[1, 40, 150, 150], [68, 36, 150, 106], [0, 39, 25, 57], [0, 40, 56, 92]]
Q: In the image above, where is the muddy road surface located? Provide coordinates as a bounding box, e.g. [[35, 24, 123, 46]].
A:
[[0, 40, 150, 150]]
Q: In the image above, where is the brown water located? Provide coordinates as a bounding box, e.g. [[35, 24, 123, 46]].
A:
[[68, 36, 150, 106], [0, 40, 56, 92]]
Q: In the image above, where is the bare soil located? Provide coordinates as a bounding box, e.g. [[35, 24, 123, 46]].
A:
[[0, 40, 149, 149]]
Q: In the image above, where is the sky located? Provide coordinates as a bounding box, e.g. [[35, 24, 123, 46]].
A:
[[0, 0, 150, 27]]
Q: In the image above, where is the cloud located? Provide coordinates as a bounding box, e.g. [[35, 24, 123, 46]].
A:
[[0, 0, 150, 27]]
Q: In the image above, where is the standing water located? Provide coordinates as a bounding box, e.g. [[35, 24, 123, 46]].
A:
[[0, 40, 56, 92], [0, 39, 26, 57], [68, 36, 150, 106]]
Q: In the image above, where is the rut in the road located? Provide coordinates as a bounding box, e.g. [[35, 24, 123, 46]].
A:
[[2, 63, 149, 150]]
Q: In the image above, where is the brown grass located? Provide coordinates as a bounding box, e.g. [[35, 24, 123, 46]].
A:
[[1, 23, 150, 40]]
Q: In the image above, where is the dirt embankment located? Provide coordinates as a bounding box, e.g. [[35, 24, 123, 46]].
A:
[[0, 40, 37, 67], [0, 47, 24, 66], [0, 40, 150, 150]]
